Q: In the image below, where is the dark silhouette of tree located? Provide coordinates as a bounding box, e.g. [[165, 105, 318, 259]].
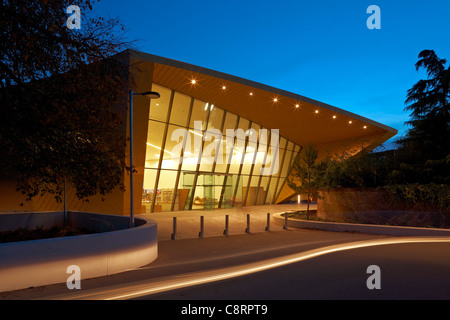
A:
[[287, 143, 328, 218], [0, 0, 136, 202], [394, 50, 450, 184]]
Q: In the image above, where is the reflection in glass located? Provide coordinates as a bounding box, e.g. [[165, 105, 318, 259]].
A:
[[153, 169, 177, 212], [170, 92, 191, 127], [149, 84, 171, 122], [145, 120, 166, 169], [142, 83, 302, 212]]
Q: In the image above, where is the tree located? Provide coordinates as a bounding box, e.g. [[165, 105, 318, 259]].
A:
[[287, 142, 328, 219], [0, 0, 135, 203], [395, 50, 450, 184]]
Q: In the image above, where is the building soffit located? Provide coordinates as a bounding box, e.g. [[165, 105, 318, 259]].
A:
[[129, 50, 397, 151]]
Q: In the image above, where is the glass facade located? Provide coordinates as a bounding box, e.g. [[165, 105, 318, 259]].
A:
[[142, 83, 302, 213]]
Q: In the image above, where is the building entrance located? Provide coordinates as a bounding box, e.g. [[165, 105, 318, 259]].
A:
[[182, 172, 234, 210]]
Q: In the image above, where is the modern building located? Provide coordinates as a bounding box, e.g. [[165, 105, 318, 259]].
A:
[[0, 50, 397, 215]]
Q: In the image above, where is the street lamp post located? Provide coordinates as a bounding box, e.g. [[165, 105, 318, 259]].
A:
[[129, 90, 160, 228]]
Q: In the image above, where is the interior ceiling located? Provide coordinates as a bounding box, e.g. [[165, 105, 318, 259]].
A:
[[135, 51, 396, 149]]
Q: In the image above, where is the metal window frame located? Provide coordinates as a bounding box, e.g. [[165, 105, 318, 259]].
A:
[[150, 89, 175, 213], [170, 96, 195, 211]]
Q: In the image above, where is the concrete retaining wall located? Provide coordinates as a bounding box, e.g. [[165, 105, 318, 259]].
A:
[[273, 212, 450, 237], [0, 211, 157, 292]]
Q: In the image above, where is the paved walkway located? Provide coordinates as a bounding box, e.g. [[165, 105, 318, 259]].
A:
[[138, 203, 313, 241]]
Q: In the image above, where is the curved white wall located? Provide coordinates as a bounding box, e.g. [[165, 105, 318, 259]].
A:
[[0, 212, 157, 292]]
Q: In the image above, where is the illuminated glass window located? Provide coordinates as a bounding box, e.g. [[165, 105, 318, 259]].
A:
[[170, 92, 191, 127], [149, 84, 171, 122]]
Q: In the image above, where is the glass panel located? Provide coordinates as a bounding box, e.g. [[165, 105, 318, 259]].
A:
[[228, 141, 243, 174], [245, 175, 260, 205], [214, 138, 227, 173], [189, 99, 209, 130], [149, 84, 172, 122], [162, 124, 186, 170], [279, 137, 288, 150], [275, 178, 287, 202], [206, 107, 224, 132], [170, 92, 191, 127], [241, 124, 259, 175], [142, 169, 157, 213], [261, 132, 280, 177], [192, 183, 204, 210], [234, 117, 250, 143], [220, 174, 234, 208], [181, 128, 202, 171], [203, 174, 215, 210], [153, 169, 177, 212], [145, 120, 166, 169], [200, 129, 222, 172], [258, 176, 269, 205], [235, 175, 248, 207], [259, 126, 272, 146], [223, 112, 237, 134], [241, 144, 256, 174], [180, 172, 196, 210], [281, 145, 293, 178], [274, 139, 288, 177], [266, 176, 279, 204]]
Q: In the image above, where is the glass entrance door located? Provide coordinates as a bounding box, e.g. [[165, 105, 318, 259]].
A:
[[183, 172, 234, 211]]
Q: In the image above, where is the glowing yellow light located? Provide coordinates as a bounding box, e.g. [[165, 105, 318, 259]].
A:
[[191, 79, 196, 84], [332, 115, 337, 119], [348, 120, 353, 124], [295, 104, 300, 108], [273, 98, 278, 102], [189, 129, 203, 137], [146, 142, 175, 155], [363, 125, 367, 129], [249, 92, 253, 96], [222, 86, 226, 90], [315, 110, 319, 114]]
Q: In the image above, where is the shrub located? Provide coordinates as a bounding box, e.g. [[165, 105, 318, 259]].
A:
[[380, 183, 450, 212]]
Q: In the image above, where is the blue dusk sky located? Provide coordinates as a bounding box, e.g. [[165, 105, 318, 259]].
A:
[[92, 0, 450, 149]]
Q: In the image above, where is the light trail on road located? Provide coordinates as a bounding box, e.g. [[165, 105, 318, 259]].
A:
[[52, 236, 450, 300]]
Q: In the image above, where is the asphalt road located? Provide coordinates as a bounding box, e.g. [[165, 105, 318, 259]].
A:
[[1, 228, 450, 301], [145, 241, 450, 300]]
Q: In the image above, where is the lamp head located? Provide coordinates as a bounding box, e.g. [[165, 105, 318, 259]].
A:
[[141, 91, 160, 99], [132, 90, 160, 99]]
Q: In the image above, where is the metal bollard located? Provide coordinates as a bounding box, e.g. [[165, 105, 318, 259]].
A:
[[265, 213, 270, 231], [171, 217, 177, 240], [223, 215, 229, 236], [199, 216, 204, 238], [245, 213, 250, 233], [283, 212, 288, 230]]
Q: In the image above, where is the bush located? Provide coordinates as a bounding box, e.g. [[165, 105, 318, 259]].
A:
[[380, 183, 450, 212]]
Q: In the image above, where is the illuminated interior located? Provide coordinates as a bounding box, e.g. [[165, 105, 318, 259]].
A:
[[142, 83, 301, 213], [0, 50, 397, 216]]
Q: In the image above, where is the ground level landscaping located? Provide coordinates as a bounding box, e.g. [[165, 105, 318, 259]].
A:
[[0, 225, 96, 243], [286, 210, 450, 229]]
